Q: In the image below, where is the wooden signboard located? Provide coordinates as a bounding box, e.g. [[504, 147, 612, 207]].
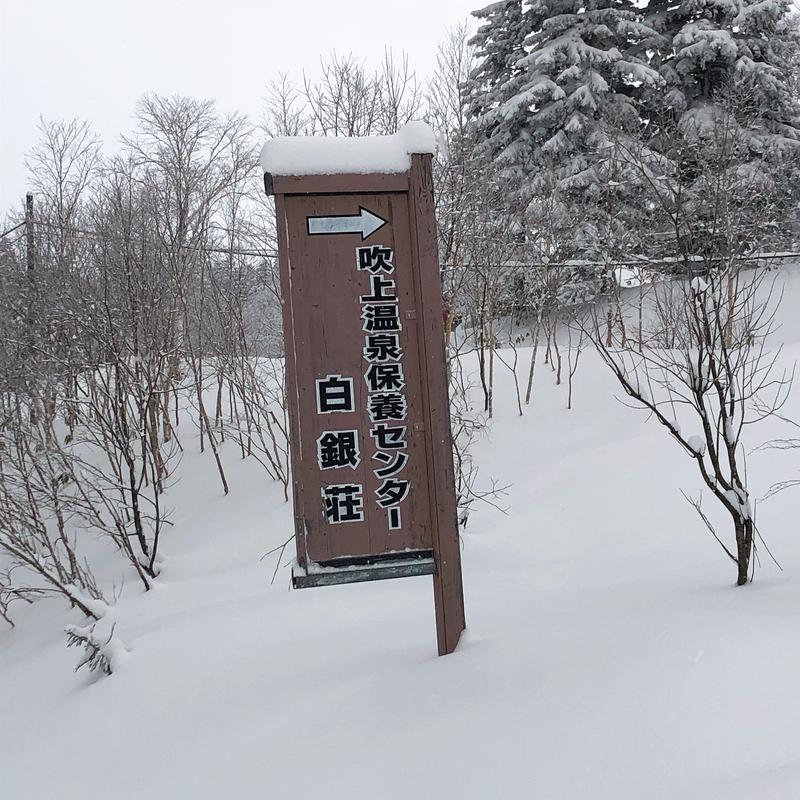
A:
[[262, 128, 465, 655]]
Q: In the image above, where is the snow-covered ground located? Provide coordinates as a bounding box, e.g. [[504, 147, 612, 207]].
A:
[[3, 267, 800, 799]]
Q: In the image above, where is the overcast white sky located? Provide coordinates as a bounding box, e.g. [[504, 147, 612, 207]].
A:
[[0, 0, 478, 212]]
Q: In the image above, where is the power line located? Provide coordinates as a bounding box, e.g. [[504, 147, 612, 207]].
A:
[[0, 234, 25, 248], [442, 252, 800, 271], [0, 221, 25, 239], [15, 218, 800, 268], [28, 219, 278, 259]]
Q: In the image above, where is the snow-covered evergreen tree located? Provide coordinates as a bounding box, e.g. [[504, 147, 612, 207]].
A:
[[468, 0, 662, 287], [467, 0, 799, 289], [467, 1, 533, 178], [645, 0, 800, 146], [639, 0, 800, 255], [468, 3, 530, 124]]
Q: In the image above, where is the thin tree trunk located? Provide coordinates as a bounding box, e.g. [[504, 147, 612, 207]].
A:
[[195, 376, 229, 495], [215, 368, 224, 426], [162, 380, 172, 443], [487, 308, 494, 419], [553, 318, 562, 385], [477, 313, 488, 413], [638, 277, 644, 353], [545, 315, 553, 367], [725, 270, 734, 348], [605, 264, 614, 348], [147, 395, 165, 494], [736, 517, 753, 586], [525, 312, 542, 405]]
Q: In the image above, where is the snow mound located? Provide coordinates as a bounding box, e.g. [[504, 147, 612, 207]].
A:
[[260, 121, 436, 177]]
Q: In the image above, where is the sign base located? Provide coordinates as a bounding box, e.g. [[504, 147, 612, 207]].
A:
[[292, 550, 435, 589]]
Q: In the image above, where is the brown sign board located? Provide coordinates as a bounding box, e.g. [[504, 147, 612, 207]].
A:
[[263, 132, 464, 655]]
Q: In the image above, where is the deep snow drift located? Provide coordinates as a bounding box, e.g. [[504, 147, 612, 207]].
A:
[[3, 267, 800, 799]]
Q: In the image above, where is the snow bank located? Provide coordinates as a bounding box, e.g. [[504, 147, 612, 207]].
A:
[[5, 265, 800, 800], [260, 121, 436, 176]]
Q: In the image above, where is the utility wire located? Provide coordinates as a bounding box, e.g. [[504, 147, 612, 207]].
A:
[[441, 252, 800, 270], [28, 219, 278, 259], [14, 219, 800, 268], [0, 221, 25, 239]]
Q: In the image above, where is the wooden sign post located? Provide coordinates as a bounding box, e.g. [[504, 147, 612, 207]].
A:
[[262, 124, 465, 656]]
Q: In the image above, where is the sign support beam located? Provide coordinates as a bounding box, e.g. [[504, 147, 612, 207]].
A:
[[407, 154, 465, 656]]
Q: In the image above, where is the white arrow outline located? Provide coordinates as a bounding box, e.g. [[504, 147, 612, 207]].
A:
[[306, 206, 389, 240]]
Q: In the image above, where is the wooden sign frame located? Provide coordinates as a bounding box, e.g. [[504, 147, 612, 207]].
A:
[[265, 153, 465, 656]]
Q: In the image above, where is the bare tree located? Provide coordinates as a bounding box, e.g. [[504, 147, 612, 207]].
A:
[[298, 50, 422, 138], [591, 103, 793, 585], [25, 117, 101, 272], [123, 94, 257, 496], [593, 268, 789, 585], [0, 93, 296, 667], [264, 73, 311, 137], [566, 310, 589, 411]]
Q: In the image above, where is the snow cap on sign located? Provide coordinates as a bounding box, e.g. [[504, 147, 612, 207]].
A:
[[260, 121, 436, 177]]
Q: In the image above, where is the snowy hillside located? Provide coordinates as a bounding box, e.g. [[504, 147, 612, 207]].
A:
[[3, 266, 800, 800]]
